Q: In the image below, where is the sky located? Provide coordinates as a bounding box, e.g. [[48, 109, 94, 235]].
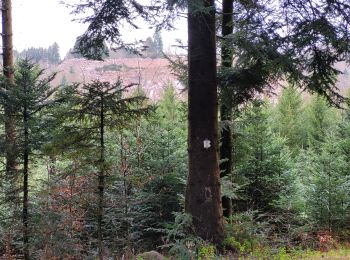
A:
[[11, 0, 187, 58]]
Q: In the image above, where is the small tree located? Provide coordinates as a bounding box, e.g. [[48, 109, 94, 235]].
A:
[[58, 80, 149, 259], [234, 100, 291, 214], [306, 95, 337, 147], [297, 129, 350, 231], [275, 85, 307, 155], [130, 84, 187, 250], [0, 59, 57, 259]]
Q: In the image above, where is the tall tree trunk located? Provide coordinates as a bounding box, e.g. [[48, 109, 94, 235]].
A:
[[23, 104, 29, 260], [185, 0, 225, 243], [220, 0, 234, 218], [98, 95, 105, 260], [2, 0, 17, 189]]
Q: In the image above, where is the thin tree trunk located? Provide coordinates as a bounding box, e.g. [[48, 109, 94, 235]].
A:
[[220, 0, 234, 218], [2, 2, 17, 256], [23, 103, 29, 260], [327, 162, 331, 233], [120, 133, 131, 249], [185, 0, 225, 243], [2, 0, 17, 192], [98, 95, 105, 260]]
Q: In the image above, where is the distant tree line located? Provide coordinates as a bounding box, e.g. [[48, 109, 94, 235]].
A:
[[16, 42, 61, 65]]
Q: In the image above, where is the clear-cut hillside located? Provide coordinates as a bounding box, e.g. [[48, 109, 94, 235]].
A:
[[48, 58, 183, 101], [46, 57, 350, 102]]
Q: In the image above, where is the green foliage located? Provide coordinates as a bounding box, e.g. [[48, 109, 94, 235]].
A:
[[7, 59, 57, 149], [1, 74, 348, 257], [234, 100, 292, 213], [69, 0, 180, 59], [295, 128, 350, 231], [126, 84, 187, 251], [306, 94, 338, 147], [163, 212, 203, 260], [224, 236, 256, 255], [198, 244, 216, 260], [0, 58, 58, 256], [222, 210, 295, 258], [2, 7, 350, 255], [32, 82, 188, 257], [274, 85, 307, 154], [225, 211, 267, 249]]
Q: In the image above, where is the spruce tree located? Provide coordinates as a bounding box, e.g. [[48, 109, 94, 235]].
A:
[[234, 100, 291, 214], [306, 95, 337, 147], [296, 129, 350, 231], [0, 59, 57, 259], [56, 80, 149, 258], [275, 85, 307, 155], [130, 106, 186, 250]]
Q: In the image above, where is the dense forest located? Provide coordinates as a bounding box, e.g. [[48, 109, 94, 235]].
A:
[[1, 0, 350, 259]]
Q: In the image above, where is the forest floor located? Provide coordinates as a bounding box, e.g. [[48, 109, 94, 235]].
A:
[[224, 247, 350, 259], [298, 248, 350, 259], [239, 248, 350, 260]]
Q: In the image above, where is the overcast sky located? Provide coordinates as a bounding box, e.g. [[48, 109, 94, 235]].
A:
[[11, 0, 187, 58]]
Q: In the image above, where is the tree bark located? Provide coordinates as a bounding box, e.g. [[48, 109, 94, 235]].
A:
[[2, 0, 17, 185], [185, 0, 225, 243], [220, 0, 234, 218]]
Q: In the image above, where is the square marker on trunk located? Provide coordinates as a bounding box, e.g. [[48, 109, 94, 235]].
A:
[[203, 139, 211, 149]]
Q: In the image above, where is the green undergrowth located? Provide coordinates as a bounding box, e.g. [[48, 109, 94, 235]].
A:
[[299, 247, 350, 259], [192, 246, 350, 260], [221, 234, 350, 259], [235, 247, 350, 259]]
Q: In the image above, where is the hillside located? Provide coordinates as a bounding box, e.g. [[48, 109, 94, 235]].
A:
[[47, 57, 182, 101], [44, 57, 350, 101]]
